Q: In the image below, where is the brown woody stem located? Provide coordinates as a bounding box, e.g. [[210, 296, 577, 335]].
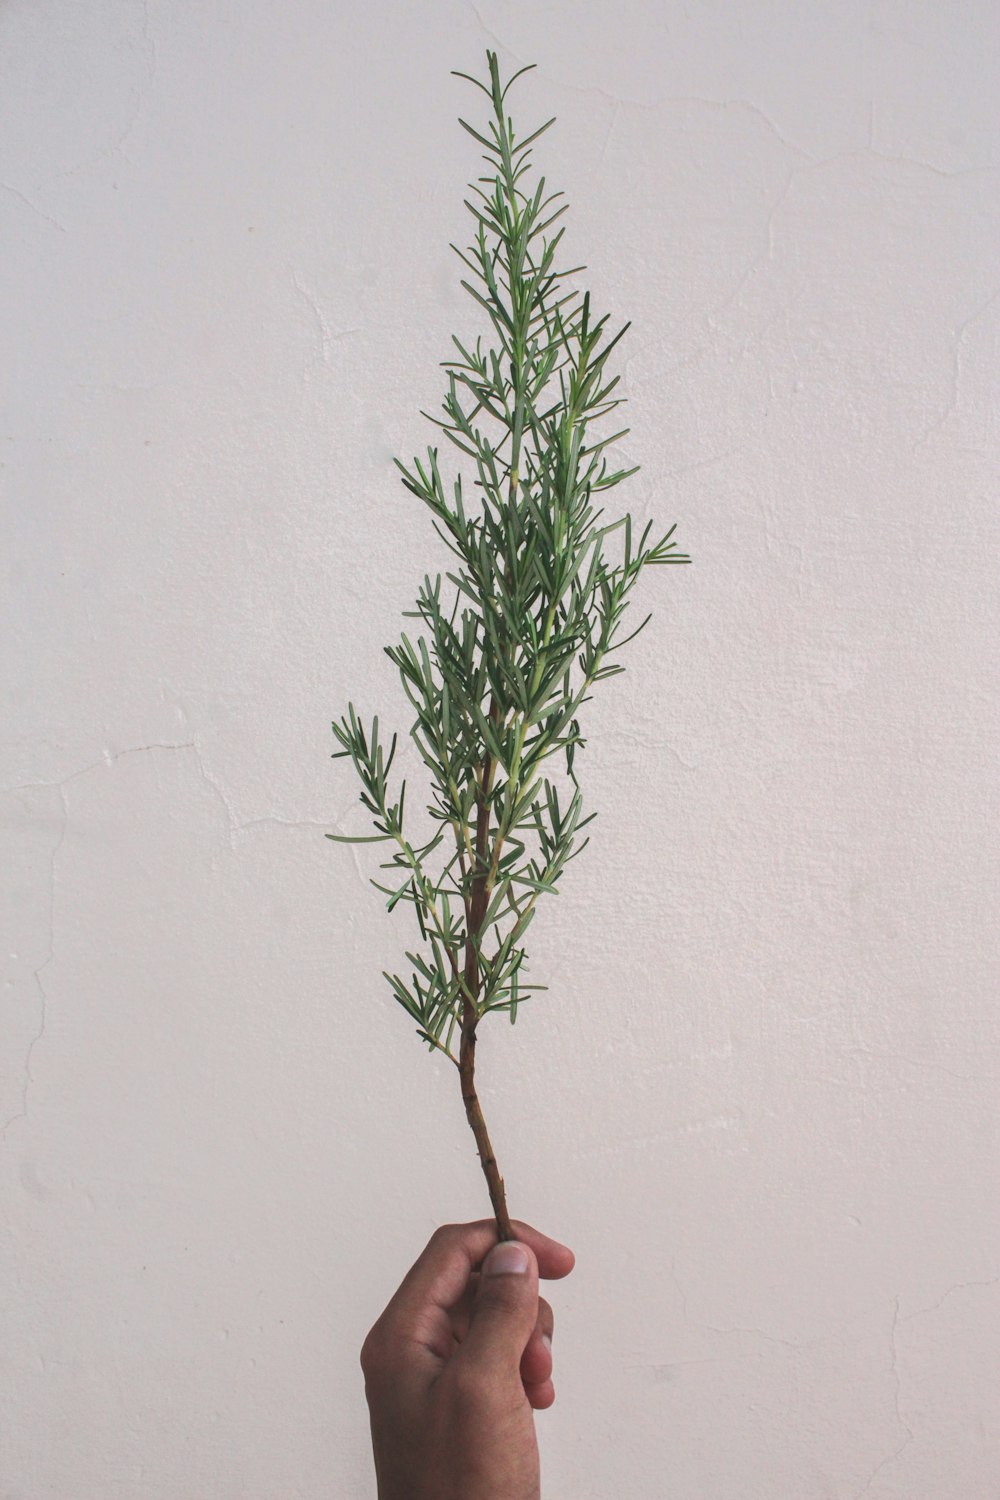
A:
[[460, 1000, 513, 1241], [458, 692, 514, 1242]]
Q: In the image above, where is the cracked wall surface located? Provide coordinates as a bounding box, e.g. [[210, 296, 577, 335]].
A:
[[2, 1, 998, 1496]]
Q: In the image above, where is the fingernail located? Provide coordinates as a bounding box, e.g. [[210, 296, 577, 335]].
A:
[[542, 1334, 552, 1352], [486, 1242, 530, 1275]]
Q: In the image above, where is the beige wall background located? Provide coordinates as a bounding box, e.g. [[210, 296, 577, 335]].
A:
[[2, 2, 998, 1495]]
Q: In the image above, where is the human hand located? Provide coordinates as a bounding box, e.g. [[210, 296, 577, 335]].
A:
[[359, 1218, 576, 1500]]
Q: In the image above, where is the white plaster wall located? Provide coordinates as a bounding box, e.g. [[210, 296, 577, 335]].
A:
[[2, 2, 998, 1495]]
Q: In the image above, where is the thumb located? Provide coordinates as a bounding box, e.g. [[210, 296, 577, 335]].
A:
[[461, 1240, 539, 1378]]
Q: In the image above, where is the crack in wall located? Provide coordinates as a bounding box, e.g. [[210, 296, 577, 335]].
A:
[[2, 744, 198, 1142], [703, 168, 796, 336], [3, 742, 197, 799], [462, 6, 818, 165], [594, 100, 621, 177], [56, 0, 157, 182], [851, 1297, 914, 1498], [668, 1255, 805, 1351], [664, 1271, 928, 1495], [1, 736, 379, 1141], [466, 2, 521, 64], [900, 1275, 1000, 1324], [287, 271, 361, 363], [1, 785, 66, 1140], [914, 285, 1000, 452], [0, 182, 67, 234]]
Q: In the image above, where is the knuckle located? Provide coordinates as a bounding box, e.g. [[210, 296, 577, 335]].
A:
[[359, 1324, 387, 1374]]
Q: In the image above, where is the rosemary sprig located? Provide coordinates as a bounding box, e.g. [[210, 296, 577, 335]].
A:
[[328, 49, 690, 1239]]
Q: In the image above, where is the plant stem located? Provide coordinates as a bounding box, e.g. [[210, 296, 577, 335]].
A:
[[460, 1002, 513, 1240], [459, 692, 514, 1240]]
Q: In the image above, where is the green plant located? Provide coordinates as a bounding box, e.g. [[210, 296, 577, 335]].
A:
[[329, 50, 689, 1239]]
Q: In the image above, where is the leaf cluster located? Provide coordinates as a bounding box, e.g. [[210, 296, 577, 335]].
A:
[[329, 51, 689, 1064]]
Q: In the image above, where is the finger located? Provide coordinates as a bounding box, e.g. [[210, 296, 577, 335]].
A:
[[444, 1281, 476, 1343], [524, 1376, 556, 1410], [451, 1275, 556, 1349], [534, 1295, 554, 1343], [382, 1219, 574, 1331], [519, 1326, 553, 1388], [518, 1294, 554, 1377], [459, 1238, 541, 1380], [507, 1220, 575, 1280]]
